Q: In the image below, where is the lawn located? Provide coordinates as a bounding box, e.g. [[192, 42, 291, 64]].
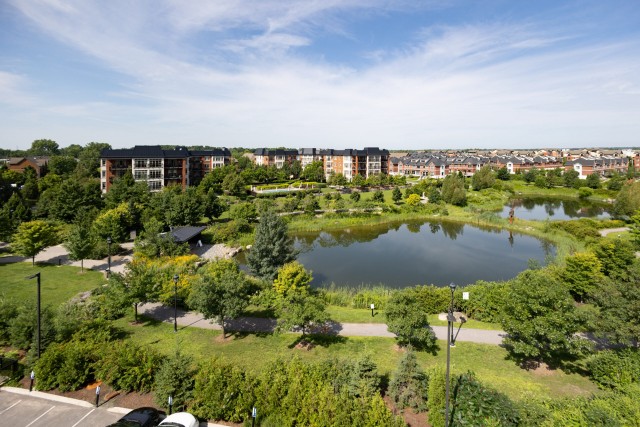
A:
[[114, 315, 598, 401], [0, 262, 104, 307]]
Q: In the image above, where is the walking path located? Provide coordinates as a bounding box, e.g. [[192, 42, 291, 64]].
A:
[[139, 302, 506, 345], [599, 227, 629, 237]]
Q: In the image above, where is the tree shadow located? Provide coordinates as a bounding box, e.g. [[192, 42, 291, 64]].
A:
[[286, 333, 347, 349]]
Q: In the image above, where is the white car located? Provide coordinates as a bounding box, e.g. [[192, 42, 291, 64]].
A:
[[157, 412, 199, 427]]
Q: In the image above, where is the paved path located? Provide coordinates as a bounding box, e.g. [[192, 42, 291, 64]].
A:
[[140, 303, 506, 345], [599, 227, 629, 237]]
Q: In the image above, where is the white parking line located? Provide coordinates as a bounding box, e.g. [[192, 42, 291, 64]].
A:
[[24, 405, 55, 427], [0, 400, 22, 415], [71, 408, 96, 427]]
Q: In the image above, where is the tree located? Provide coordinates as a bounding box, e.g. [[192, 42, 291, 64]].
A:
[[524, 168, 539, 184], [273, 261, 312, 297], [441, 174, 466, 206], [613, 181, 640, 218], [392, 187, 402, 204], [48, 156, 77, 176], [331, 173, 348, 187], [275, 291, 329, 336], [585, 173, 601, 189], [76, 142, 110, 179], [105, 170, 150, 209], [563, 169, 580, 188], [134, 217, 188, 258], [385, 290, 437, 351], [301, 161, 325, 182], [301, 194, 320, 215], [92, 202, 133, 243], [406, 193, 421, 207], [64, 221, 94, 272], [389, 348, 428, 411], [593, 238, 636, 279], [501, 269, 590, 367], [593, 260, 640, 348], [188, 260, 252, 337], [247, 210, 296, 281], [28, 139, 60, 156], [496, 167, 510, 181], [12, 220, 58, 265], [630, 210, 640, 250], [228, 201, 257, 222], [350, 191, 361, 203], [222, 172, 247, 196], [561, 252, 603, 302], [372, 190, 385, 203], [124, 257, 162, 321], [351, 174, 365, 187], [471, 165, 495, 190]]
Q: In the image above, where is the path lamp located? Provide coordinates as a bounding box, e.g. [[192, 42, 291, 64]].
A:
[[173, 274, 179, 332], [106, 236, 112, 278], [445, 282, 456, 427], [370, 303, 375, 317], [26, 272, 41, 359]]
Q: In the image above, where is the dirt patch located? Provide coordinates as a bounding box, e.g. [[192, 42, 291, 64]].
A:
[[384, 395, 429, 427], [393, 344, 406, 353], [531, 362, 556, 377], [294, 340, 316, 351], [215, 334, 235, 343]]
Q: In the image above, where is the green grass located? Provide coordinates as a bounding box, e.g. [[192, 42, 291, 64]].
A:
[[114, 315, 597, 401], [0, 262, 104, 307]]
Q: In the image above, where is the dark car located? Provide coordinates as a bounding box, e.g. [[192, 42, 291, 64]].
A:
[[106, 407, 164, 427]]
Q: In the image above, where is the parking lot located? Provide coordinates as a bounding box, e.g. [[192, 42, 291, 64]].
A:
[[0, 389, 125, 427]]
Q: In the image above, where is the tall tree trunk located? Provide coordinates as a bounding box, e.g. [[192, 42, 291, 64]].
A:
[[81, 259, 84, 273], [134, 302, 138, 323], [32, 255, 35, 266]]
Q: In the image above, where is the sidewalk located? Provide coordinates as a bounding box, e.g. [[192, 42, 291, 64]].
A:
[[139, 302, 506, 345]]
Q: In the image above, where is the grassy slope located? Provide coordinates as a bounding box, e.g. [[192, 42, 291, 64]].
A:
[[0, 262, 104, 307], [115, 315, 597, 401]]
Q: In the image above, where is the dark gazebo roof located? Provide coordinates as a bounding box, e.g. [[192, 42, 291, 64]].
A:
[[170, 226, 207, 243]]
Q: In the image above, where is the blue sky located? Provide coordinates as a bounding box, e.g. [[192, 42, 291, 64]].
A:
[[1, 0, 639, 150]]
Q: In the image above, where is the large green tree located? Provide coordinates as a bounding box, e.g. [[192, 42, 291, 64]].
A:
[[441, 173, 466, 206], [76, 142, 111, 178], [385, 290, 437, 351], [593, 259, 640, 348], [247, 210, 296, 281], [188, 260, 253, 337], [613, 181, 640, 218], [561, 252, 603, 302], [12, 220, 58, 265], [501, 269, 590, 367], [28, 139, 60, 156], [471, 165, 495, 191], [301, 161, 325, 182]]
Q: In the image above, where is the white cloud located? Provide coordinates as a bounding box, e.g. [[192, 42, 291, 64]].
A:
[[3, 1, 640, 149]]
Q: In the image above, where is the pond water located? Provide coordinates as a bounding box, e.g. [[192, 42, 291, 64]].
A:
[[239, 220, 554, 288], [501, 197, 612, 221]]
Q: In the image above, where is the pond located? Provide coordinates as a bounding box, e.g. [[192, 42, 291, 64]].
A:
[[238, 220, 554, 288], [502, 197, 612, 221]]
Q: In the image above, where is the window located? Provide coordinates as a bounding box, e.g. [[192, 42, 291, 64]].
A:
[[149, 170, 161, 179], [135, 159, 147, 168], [134, 170, 148, 180], [148, 181, 162, 191], [101, 159, 106, 167], [149, 159, 162, 168]]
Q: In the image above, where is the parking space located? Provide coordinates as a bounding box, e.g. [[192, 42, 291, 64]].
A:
[[0, 391, 121, 427]]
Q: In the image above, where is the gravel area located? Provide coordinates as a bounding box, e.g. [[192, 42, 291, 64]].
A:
[[191, 243, 241, 260]]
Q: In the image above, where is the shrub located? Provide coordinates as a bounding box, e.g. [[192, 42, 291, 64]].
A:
[[427, 366, 446, 427], [578, 186, 594, 199], [190, 358, 256, 423], [96, 342, 161, 392], [550, 219, 601, 240], [460, 280, 510, 323], [411, 285, 450, 314], [154, 352, 196, 412], [389, 348, 428, 412], [587, 349, 640, 390], [33, 342, 66, 390], [0, 298, 18, 345], [451, 372, 519, 426]]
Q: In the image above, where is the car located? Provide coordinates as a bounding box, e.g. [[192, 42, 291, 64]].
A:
[[157, 411, 199, 427], [106, 407, 164, 427]]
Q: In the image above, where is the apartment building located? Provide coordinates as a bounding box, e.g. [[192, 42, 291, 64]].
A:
[[565, 157, 628, 179], [100, 145, 231, 193]]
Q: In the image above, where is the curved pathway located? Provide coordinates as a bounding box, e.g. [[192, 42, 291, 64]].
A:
[[139, 302, 506, 345]]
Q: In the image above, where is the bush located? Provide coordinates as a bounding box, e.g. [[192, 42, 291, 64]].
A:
[[389, 348, 428, 412], [461, 280, 510, 323], [451, 372, 519, 426], [96, 342, 161, 392], [154, 352, 196, 412], [0, 298, 18, 345], [578, 187, 594, 199], [427, 366, 446, 427], [190, 358, 255, 423], [33, 342, 66, 390], [411, 285, 450, 314], [550, 219, 601, 240], [587, 349, 640, 390]]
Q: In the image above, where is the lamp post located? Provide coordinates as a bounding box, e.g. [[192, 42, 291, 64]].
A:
[[445, 282, 456, 427], [26, 272, 41, 359], [106, 236, 112, 278], [173, 274, 179, 332]]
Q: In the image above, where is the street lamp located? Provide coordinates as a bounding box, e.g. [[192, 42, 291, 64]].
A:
[[26, 272, 41, 359], [445, 282, 456, 427], [173, 274, 179, 332], [106, 236, 112, 278]]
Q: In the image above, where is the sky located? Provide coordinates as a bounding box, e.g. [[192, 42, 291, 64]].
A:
[[1, 0, 639, 151]]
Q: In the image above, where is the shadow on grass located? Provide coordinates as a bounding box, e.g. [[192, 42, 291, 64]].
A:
[[287, 333, 347, 349]]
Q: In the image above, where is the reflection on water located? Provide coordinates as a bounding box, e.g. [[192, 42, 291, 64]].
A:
[[247, 220, 554, 288], [503, 197, 611, 221]]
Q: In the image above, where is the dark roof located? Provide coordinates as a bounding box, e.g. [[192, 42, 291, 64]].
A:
[[170, 226, 207, 243], [101, 146, 230, 159]]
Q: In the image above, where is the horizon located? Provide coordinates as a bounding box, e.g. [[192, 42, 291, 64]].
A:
[[1, 1, 639, 150]]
